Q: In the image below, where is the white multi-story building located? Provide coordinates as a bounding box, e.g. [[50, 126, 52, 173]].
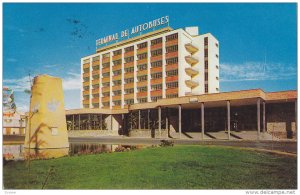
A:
[[81, 24, 219, 110]]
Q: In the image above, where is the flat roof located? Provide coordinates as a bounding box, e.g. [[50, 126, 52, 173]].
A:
[[66, 89, 297, 115]]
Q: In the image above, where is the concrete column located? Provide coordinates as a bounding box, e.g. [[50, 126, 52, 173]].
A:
[[72, 114, 75, 130], [110, 114, 113, 131], [263, 101, 266, 133], [178, 104, 182, 139], [100, 114, 102, 130], [227, 101, 230, 140], [78, 114, 81, 130], [257, 98, 261, 140], [88, 114, 91, 130], [148, 109, 150, 129], [166, 108, 169, 138], [201, 102, 205, 140], [138, 110, 141, 130], [122, 114, 124, 135], [158, 106, 161, 138]]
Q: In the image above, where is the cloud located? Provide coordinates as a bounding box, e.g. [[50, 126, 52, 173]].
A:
[[44, 64, 59, 68], [220, 61, 297, 82], [3, 76, 31, 92], [62, 72, 81, 90]]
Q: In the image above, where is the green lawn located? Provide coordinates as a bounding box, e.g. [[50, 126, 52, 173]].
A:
[[3, 145, 297, 189]]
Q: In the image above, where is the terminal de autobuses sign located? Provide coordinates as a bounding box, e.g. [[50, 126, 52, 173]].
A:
[[96, 16, 169, 49]]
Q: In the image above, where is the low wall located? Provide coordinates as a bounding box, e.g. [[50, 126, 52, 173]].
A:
[[68, 130, 119, 137], [129, 129, 168, 138]]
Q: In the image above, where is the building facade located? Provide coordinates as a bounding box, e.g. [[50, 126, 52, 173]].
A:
[[81, 26, 219, 109]]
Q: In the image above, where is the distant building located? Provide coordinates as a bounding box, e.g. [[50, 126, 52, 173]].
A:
[[3, 87, 26, 135]]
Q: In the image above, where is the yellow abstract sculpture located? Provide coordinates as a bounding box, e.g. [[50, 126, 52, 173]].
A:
[[24, 75, 69, 158]]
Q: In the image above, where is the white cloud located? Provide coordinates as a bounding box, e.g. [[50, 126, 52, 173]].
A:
[[220, 61, 297, 82], [3, 76, 31, 92], [62, 72, 81, 90]]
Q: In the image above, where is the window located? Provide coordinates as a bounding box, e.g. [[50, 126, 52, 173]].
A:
[[166, 82, 178, 88], [205, 72, 208, 81], [166, 33, 178, 41], [151, 84, 162, 90], [113, 70, 121, 76], [125, 67, 134, 73], [124, 77, 134, 83], [113, 59, 122, 66], [93, 94, 99, 98], [151, 96, 162, 102], [205, 49, 208, 57], [83, 86, 89, 90], [216, 88, 219, 91], [137, 64, 147, 71], [215, 43, 219, 48], [93, 103, 99, 108], [205, 84, 208, 93], [102, 62, 110, 68], [93, 65, 99, 71], [166, 94, 178, 98], [137, 42, 147, 49], [216, 54, 219, 58], [138, 98, 147, 103], [92, 56, 100, 61], [137, 53, 147, 60], [137, 87, 147, 92], [102, 82, 110, 87], [125, 46, 134, 53], [151, 72, 162, 79], [102, 72, 110, 78], [83, 59, 90, 64], [216, 65, 219, 69], [93, 75, 100, 80], [113, 90, 121, 95], [151, 60, 162, 68], [166, 45, 178, 53], [113, 80, 121, 86], [102, 53, 110, 58], [83, 68, 89, 73], [204, 37, 208, 46], [205, 61, 208, 69], [125, 99, 134, 105], [166, 69, 178, 77], [103, 102, 110, 107], [151, 38, 162, 45], [166, 57, 178, 65], [151, 49, 162, 57], [137, 75, 147, 82], [83, 95, 89, 100], [125, 56, 134, 63], [125, 88, 134, 94], [103, 92, 110, 97], [113, 49, 122, 56], [92, 84, 99, 89], [216, 77, 219, 80], [83, 77, 89, 82]]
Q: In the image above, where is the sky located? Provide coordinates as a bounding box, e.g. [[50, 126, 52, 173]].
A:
[[3, 3, 297, 113]]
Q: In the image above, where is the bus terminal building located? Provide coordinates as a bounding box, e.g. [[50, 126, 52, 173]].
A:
[[66, 17, 297, 140]]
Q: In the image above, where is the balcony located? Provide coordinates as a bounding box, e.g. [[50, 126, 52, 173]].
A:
[[137, 69, 148, 77], [165, 39, 178, 47], [102, 77, 110, 83], [151, 78, 162, 85], [137, 91, 147, 97], [151, 90, 162, 97], [185, 55, 199, 65], [82, 99, 89, 104], [124, 51, 134, 58], [185, 67, 199, 77], [166, 63, 178, 71], [166, 75, 178, 82], [92, 98, 99, 103], [102, 57, 110, 63], [151, 43, 162, 50], [83, 72, 90, 78], [165, 51, 178, 59], [112, 64, 121, 71], [92, 60, 100, 66], [137, 58, 147, 65], [92, 70, 100, 76], [124, 93, 134, 99], [137, 80, 148, 87], [124, 61, 134, 67], [150, 55, 162, 62], [112, 54, 122, 61], [102, 96, 110, 102], [83, 81, 90, 87], [83, 63, 90, 69], [124, 72, 134, 79], [92, 88, 99, 94], [102, 67, 110, 73], [185, 43, 199, 54], [112, 85, 121, 91], [92, 79, 100, 85], [112, 95, 121, 101], [124, 83, 134, 89], [112, 74, 122, 80], [150, 66, 162, 74], [166, 88, 178, 95], [102, 86, 110, 93], [185, 80, 199, 89], [83, 90, 90, 95], [137, 47, 148, 55]]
